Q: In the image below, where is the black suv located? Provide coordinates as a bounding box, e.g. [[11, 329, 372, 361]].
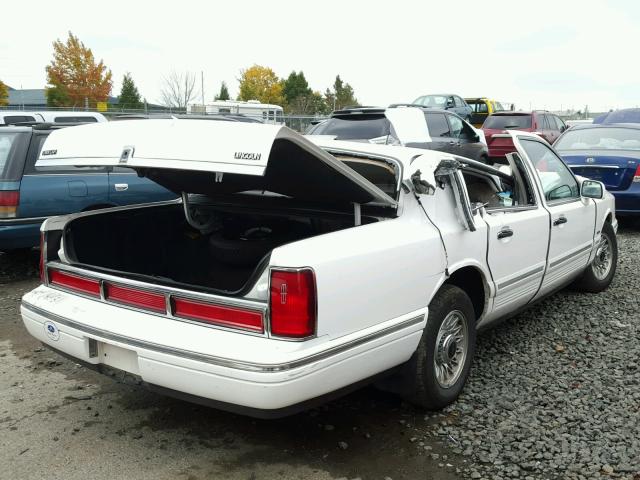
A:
[[306, 106, 488, 163]]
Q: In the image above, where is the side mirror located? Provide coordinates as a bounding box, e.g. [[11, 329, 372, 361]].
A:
[[446, 102, 454, 109], [581, 179, 604, 199]]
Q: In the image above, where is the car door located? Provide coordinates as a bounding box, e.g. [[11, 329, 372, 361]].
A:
[[423, 112, 456, 154], [108, 166, 176, 206], [476, 155, 550, 317], [455, 96, 470, 120], [514, 136, 596, 298], [447, 114, 485, 161], [18, 132, 109, 218], [544, 114, 560, 144]]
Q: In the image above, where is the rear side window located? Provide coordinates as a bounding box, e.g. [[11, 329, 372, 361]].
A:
[[2, 115, 36, 124], [425, 113, 450, 137], [483, 115, 532, 129], [24, 134, 105, 174], [54, 116, 98, 123], [0, 132, 30, 181]]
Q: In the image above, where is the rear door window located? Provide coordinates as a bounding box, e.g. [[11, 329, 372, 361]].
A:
[[0, 132, 30, 181], [448, 114, 464, 138], [425, 113, 451, 137]]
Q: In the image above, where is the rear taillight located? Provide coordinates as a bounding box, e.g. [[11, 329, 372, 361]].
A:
[[0, 191, 19, 219], [269, 268, 316, 339], [634, 164, 640, 183], [48, 269, 101, 297], [104, 283, 166, 313], [39, 232, 45, 282], [173, 297, 264, 332]]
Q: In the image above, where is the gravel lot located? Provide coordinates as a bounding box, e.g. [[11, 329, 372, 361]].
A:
[[1, 220, 639, 480]]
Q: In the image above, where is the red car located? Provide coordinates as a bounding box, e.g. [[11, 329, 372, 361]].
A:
[[482, 111, 567, 159]]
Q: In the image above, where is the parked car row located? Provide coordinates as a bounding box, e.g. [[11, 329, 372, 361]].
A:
[[478, 109, 639, 215], [307, 105, 489, 162]]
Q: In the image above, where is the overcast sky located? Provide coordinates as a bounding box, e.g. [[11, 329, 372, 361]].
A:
[[2, 0, 638, 113]]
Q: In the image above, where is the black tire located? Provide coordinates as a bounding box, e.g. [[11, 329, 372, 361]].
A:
[[575, 221, 617, 293], [403, 284, 476, 409]]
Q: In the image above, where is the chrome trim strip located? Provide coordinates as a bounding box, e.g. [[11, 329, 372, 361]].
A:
[[497, 266, 545, 290], [549, 244, 592, 269], [569, 165, 620, 170], [0, 216, 48, 225], [21, 301, 424, 373]]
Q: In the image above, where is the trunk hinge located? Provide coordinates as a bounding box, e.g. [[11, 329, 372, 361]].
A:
[[353, 202, 361, 226]]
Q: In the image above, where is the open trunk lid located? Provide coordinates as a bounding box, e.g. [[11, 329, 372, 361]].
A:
[[36, 119, 397, 208]]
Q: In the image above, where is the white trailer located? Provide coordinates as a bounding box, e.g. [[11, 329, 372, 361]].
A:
[[188, 100, 284, 125]]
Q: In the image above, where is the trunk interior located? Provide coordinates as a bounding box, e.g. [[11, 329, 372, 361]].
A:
[[63, 202, 376, 295]]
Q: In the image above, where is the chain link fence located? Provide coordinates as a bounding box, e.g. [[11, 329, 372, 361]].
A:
[[0, 105, 328, 132]]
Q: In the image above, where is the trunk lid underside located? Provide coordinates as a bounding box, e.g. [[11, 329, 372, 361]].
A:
[[36, 119, 397, 208]]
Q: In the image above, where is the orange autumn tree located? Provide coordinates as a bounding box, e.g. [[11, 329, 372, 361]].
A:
[[45, 32, 112, 108]]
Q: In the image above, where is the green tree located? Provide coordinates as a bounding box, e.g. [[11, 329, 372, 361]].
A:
[[282, 71, 311, 105], [324, 75, 358, 111], [45, 31, 112, 108], [117, 73, 142, 109], [215, 81, 230, 100], [237, 65, 283, 105], [0, 80, 8, 106]]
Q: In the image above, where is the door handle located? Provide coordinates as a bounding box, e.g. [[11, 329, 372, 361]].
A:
[[497, 228, 514, 239], [114, 183, 129, 192], [553, 216, 567, 226]]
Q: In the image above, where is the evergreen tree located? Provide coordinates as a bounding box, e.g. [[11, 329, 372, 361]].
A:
[[118, 73, 142, 109], [324, 75, 358, 111], [215, 81, 230, 101], [282, 71, 311, 105]]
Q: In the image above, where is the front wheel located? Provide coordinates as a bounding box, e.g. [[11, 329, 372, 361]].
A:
[[404, 284, 476, 409], [575, 221, 617, 293]]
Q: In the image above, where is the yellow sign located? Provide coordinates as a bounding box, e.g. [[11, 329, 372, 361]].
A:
[[96, 102, 108, 112]]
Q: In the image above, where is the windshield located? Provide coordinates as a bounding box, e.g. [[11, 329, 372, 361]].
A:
[[555, 127, 640, 151], [0, 132, 30, 181], [310, 116, 393, 141], [483, 115, 532, 129], [413, 95, 447, 108]]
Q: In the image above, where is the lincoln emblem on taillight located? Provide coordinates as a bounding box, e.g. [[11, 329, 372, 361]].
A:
[[280, 284, 287, 304]]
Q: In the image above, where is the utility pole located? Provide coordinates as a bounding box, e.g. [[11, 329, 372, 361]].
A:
[[201, 71, 205, 109]]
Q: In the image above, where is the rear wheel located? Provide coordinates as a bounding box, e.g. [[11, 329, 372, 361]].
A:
[[404, 284, 476, 409], [575, 221, 617, 293]]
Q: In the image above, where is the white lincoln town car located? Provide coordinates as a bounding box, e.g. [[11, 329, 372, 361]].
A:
[[21, 119, 617, 417]]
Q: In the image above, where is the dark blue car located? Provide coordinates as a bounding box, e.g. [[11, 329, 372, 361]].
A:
[[0, 124, 176, 250], [593, 108, 640, 125], [554, 123, 640, 215]]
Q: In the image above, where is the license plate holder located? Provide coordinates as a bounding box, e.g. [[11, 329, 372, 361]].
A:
[[99, 342, 140, 375]]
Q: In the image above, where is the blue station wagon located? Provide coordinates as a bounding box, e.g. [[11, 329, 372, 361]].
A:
[[0, 124, 176, 250]]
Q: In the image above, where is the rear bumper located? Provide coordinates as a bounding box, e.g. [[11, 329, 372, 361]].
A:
[[0, 217, 45, 250], [20, 286, 425, 416], [612, 185, 640, 215]]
